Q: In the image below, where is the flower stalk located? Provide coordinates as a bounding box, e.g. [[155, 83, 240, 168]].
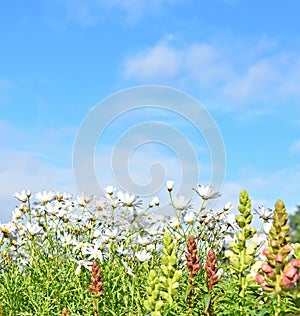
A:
[[186, 235, 201, 279], [255, 200, 300, 315], [88, 261, 104, 316], [185, 235, 201, 307], [206, 249, 218, 291], [225, 189, 257, 297], [144, 231, 182, 314]]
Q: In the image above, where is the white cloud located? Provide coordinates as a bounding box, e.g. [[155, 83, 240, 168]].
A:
[[0, 122, 77, 222], [236, 165, 300, 214], [49, 0, 179, 26], [222, 53, 300, 104], [290, 140, 300, 154], [0, 148, 74, 222], [122, 40, 300, 112], [124, 42, 181, 81]]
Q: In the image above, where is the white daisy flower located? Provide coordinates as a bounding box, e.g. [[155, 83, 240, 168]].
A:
[[149, 196, 160, 207], [117, 191, 142, 212], [166, 180, 174, 191], [104, 186, 116, 195], [135, 250, 152, 262], [184, 212, 196, 224], [195, 184, 221, 200], [14, 190, 31, 203], [35, 190, 55, 204], [172, 195, 193, 211]]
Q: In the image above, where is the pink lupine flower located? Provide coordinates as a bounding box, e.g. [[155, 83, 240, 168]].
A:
[[262, 248, 274, 260], [274, 254, 284, 265], [255, 273, 265, 284], [255, 274, 273, 292], [280, 266, 299, 288], [289, 259, 300, 268], [261, 263, 275, 280], [282, 244, 293, 254]]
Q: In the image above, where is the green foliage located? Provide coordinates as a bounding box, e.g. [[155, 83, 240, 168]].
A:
[[289, 205, 300, 243], [0, 189, 300, 315]]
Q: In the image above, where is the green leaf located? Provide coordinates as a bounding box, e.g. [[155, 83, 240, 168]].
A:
[[203, 294, 211, 312]]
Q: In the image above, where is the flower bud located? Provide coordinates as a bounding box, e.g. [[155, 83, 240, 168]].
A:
[[275, 254, 284, 265], [261, 263, 273, 274], [270, 240, 280, 249], [282, 244, 293, 254]]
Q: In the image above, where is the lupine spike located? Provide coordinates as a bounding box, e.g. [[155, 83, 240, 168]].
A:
[[88, 261, 104, 296], [186, 235, 201, 278], [205, 249, 219, 290], [256, 199, 300, 315]]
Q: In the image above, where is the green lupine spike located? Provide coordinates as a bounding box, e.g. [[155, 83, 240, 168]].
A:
[[159, 231, 182, 306], [225, 189, 257, 297], [144, 231, 182, 313], [144, 269, 163, 315]]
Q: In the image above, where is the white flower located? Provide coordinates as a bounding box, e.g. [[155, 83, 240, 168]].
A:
[[55, 192, 72, 201], [12, 208, 22, 221], [72, 241, 90, 254], [218, 212, 237, 228], [135, 250, 152, 262], [122, 260, 136, 278], [93, 229, 103, 238], [35, 190, 55, 204], [172, 195, 193, 211], [263, 221, 272, 234], [104, 228, 119, 240], [95, 199, 106, 211], [223, 233, 236, 248], [195, 185, 221, 200], [149, 196, 160, 207], [116, 245, 133, 257], [223, 202, 232, 211], [117, 191, 142, 212], [104, 186, 116, 195], [70, 258, 93, 275], [0, 223, 16, 236], [166, 180, 174, 191], [84, 244, 104, 261], [60, 234, 74, 247], [136, 235, 151, 246], [26, 223, 42, 236], [77, 193, 94, 206], [169, 216, 180, 228], [184, 212, 196, 224], [254, 205, 273, 222], [14, 190, 30, 203], [146, 244, 155, 252]]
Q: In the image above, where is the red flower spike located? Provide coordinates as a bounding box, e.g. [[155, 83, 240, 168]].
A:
[[88, 261, 104, 296], [186, 235, 201, 278], [205, 249, 219, 290]]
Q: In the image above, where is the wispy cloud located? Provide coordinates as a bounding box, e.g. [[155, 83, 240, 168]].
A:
[[0, 121, 77, 221], [0, 148, 74, 222], [122, 39, 300, 112], [47, 0, 179, 26], [289, 140, 300, 154], [124, 42, 181, 81]]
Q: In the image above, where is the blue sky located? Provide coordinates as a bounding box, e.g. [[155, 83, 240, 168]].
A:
[[1, 0, 300, 223]]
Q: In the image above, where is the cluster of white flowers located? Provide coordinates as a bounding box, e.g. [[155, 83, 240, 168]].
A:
[[0, 182, 269, 275]]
